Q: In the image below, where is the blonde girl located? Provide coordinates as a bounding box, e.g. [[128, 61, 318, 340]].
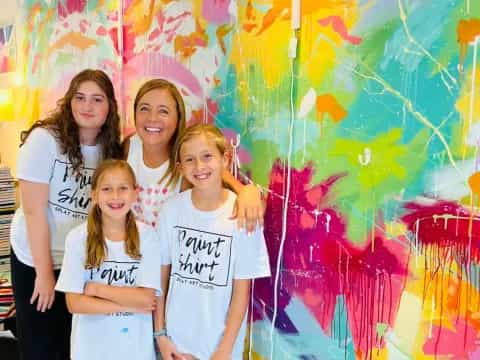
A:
[[56, 160, 161, 360], [154, 124, 270, 360]]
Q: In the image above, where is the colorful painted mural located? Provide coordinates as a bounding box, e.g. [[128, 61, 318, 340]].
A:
[[16, 0, 480, 358]]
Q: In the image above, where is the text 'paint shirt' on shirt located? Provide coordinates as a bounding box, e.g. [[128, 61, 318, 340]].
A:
[[10, 127, 100, 268], [157, 190, 271, 360], [55, 221, 161, 360]]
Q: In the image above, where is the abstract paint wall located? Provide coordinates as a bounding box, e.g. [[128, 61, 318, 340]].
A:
[[16, 0, 480, 358]]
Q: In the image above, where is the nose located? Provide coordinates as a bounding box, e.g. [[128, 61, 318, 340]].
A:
[[193, 158, 203, 171], [112, 188, 121, 198]]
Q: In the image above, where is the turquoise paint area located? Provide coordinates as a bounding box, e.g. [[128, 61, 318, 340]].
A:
[[251, 296, 355, 359]]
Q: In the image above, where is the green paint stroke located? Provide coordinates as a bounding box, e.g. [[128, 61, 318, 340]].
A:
[[327, 128, 428, 243]]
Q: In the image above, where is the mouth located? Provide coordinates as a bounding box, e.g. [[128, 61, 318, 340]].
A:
[[144, 126, 163, 133], [107, 202, 125, 210], [81, 113, 94, 118], [193, 172, 211, 180]]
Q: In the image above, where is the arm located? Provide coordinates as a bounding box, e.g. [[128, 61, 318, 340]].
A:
[[20, 180, 56, 312], [154, 265, 183, 360], [84, 282, 156, 311], [222, 169, 264, 233], [211, 279, 251, 360], [65, 292, 141, 314]]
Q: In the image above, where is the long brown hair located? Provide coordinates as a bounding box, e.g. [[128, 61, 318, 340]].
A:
[[133, 78, 186, 187], [21, 69, 123, 173], [85, 159, 141, 269]]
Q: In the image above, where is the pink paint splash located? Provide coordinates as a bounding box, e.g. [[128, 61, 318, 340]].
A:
[[423, 320, 479, 358], [318, 16, 362, 45], [254, 160, 409, 358], [126, 53, 203, 98], [57, 0, 87, 19], [202, 0, 232, 25]]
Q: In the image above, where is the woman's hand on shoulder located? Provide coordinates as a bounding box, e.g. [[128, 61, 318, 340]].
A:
[[232, 183, 265, 234]]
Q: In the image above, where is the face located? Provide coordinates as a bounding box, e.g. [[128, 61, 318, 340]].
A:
[[135, 88, 179, 148], [92, 168, 137, 222], [71, 81, 110, 134], [179, 134, 228, 191]]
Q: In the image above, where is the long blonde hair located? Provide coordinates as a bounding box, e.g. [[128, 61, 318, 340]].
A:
[[85, 159, 141, 269], [133, 79, 187, 188]]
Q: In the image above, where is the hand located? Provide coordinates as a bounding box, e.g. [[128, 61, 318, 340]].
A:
[[210, 348, 231, 360], [30, 271, 56, 312], [232, 183, 265, 233], [157, 336, 185, 360]]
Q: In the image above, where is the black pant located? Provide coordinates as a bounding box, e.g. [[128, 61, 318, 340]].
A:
[[11, 250, 71, 360]]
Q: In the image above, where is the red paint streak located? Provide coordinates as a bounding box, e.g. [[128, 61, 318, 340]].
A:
[[57, 0, 87, 19], [402, 201, 480, 261], [318, 16, 362, 45], [254, 160, 409, 357], [79, 20, 89, 34], [148, 28, 161, 41], [96, 26, 107, 36]]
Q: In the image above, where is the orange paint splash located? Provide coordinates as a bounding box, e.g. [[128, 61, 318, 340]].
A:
[[469, 172, 480, 195], [47, 32, 97, 58], [457, 19, 480, 71], [174, 20, 208, 59], [216, 24, 233, 55], [125, 0, 156, 36], [256, 0, 352, 35], [316, 94, 347, 123]]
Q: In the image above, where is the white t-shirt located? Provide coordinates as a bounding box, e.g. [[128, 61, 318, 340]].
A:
[[10, 127, 101, 268], [157, 190, 271, 360], [126, 134, 181, 227], [55, 221, 161, 360]]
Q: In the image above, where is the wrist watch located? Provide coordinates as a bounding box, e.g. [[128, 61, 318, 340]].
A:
[[153, 328, 168, 338]]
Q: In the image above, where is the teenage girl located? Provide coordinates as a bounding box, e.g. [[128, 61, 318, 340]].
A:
[[10, 69, 123, 359]]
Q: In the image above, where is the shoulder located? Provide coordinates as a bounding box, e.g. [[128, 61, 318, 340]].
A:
[[124, 134, 141, 158], [136, 220, 155, 236], [25, 127, 58, 146], [65, 222, 88, 248], [163, 191, 189, 212]]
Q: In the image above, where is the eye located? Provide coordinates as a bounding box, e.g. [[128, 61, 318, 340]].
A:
[[74, 94, 84, 101], [101, 186, 111, 192], [138, 105, 149, 112], [183, 157, 193, 163], [94, 97, 105, 103], [202, 153, 213, 160], [159, 108, 169, 115]]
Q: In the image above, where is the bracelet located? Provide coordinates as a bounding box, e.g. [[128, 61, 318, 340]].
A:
[[153, 328, 168, 338]]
